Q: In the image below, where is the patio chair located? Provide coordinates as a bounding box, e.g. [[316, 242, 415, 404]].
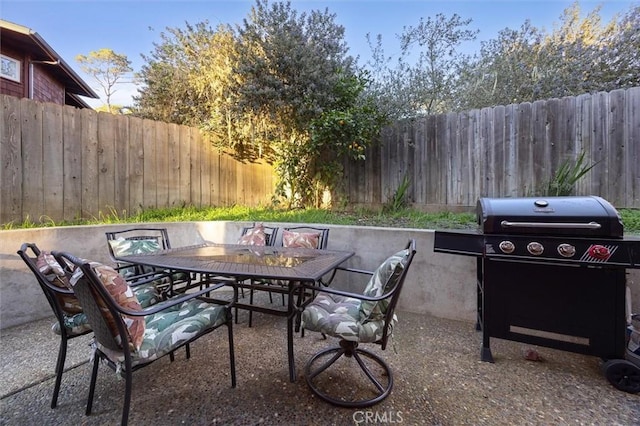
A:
[[235, 223, 279, 325], [238, 223, 279, 246], [247, 226, 331, 326], [52, 250, 237, 426], [106, 227, 191, 294], [16, 243, 93, 409], [16, 243, 168, 409], [300, 239, 416, 408]]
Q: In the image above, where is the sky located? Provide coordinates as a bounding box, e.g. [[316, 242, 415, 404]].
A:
[[1, 0, 636, 108]]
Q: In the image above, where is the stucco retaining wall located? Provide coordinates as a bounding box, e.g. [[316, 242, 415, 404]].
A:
[[1, 222, 638, 330]]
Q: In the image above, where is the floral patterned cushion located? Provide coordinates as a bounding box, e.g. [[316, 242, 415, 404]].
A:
[[95, 299, 228, 367], [237, 223, 266, 246], [131, 282, 162, 308], [36, 251, 83, 314], [301, 293, 397, 343], [51, 312, 91, 336], [71, 262, 145, 351], [282, 230, 321, 249], [359, 249, 408, 320], [109, 238, 162, 276], [108, 238, 161, 257], [301, 249, 408, 343]]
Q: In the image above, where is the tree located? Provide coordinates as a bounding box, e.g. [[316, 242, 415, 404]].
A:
[[233, 0, 382, 207], [453, 2, 638, 110], [365, 13, 478, 119], [75, 49, 132, 113], [134, 0, 386, 207]]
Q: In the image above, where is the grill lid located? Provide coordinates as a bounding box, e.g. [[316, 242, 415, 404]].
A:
[[478, 196, 623, 237]]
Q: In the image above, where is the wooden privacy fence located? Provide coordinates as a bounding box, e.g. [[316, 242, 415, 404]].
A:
[[345, 87, 640, 210], [2, 86, 639, 225], [1, 94, 276, 225]]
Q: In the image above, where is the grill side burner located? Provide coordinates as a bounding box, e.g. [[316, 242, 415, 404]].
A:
[[434, 196, 640, 363]]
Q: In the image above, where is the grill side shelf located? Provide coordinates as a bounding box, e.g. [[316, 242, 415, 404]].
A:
[[434, 231, 484, 257]]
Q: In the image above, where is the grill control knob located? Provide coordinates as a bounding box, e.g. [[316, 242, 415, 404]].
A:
[[499, 240, 516, 254], [527, 242, 544, 255], [557, 243, 576, 258], [589, 245, 611, 260]]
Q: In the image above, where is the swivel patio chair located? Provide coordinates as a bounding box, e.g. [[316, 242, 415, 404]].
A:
[[52, 250, 237, 426], [106, 227, 191, 294], [300, 239, 416, 408], [17, 243, 93, 409]]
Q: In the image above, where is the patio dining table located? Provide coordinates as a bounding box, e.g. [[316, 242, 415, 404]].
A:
[[114, 241, 354, 382]]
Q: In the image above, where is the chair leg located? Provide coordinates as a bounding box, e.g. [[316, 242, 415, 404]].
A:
[[121, 367, 133, 426], [51, 337, 67, 408], [86, 354, 100, 415], [304, 340, 394, 408], [248, 287, 255, 328], [227, 321, 237, 388]]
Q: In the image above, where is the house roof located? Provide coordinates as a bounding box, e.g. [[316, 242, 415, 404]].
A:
[[0, 19, 99, 101]]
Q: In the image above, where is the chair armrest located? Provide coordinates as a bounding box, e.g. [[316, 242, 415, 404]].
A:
[[304, 285, 394, 303], [114, 278, 236, 317], [319, 266, 373, 286]]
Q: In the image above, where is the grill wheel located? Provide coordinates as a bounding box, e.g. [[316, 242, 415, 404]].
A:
[[602, 359, 640, 394]]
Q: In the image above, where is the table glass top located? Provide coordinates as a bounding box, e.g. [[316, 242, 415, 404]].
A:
[[168, 245, 313, 267]]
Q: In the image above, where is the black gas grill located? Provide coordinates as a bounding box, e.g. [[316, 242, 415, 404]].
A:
[[435, 196, 640, 362]]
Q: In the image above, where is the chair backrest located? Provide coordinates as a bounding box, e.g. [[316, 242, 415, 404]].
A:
[[281, 226, 330, 249], [17, 243, 84, 335], [106, 227, 171, 262], [363, 239, 416, 349], [53, 251, 132, 353], [239, 223, 279, 246]]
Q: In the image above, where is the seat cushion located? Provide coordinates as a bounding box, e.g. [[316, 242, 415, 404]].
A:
[[36, 251, 83, 314], [359, 249, 408, 320], [108, 238, 161, 257], [51, 312, 91, 336], [96, 299, 228, 367], [237, 224, 266, 246], [109, 238, 162, 276], [71, 262, 145, 351], [301, 293, 396, 343], [282, 230, 320, 248]]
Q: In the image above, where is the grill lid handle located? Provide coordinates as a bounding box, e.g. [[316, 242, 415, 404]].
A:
[[500, 220, 602, 230]]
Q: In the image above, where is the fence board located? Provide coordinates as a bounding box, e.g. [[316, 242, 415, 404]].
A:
[[179, 125, 191, 205], [20, 98, 42, 221], [114, 115, 129, 214], [63, 105, 82, 221], [0, 95, 21, 223], [97, 112, 116, 216], [142, 119, 157, 208], [627, 87, 640, 207], [167, 122, 181, 207], [608, 89, 627, 206], [156, 122, 170, 208], [81, 108, 99, 217], [128, 116, 144, 213], [42, 102, 63, 220]]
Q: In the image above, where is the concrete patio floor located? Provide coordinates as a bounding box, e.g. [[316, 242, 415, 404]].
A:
[[1, 302, 639, 426]]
